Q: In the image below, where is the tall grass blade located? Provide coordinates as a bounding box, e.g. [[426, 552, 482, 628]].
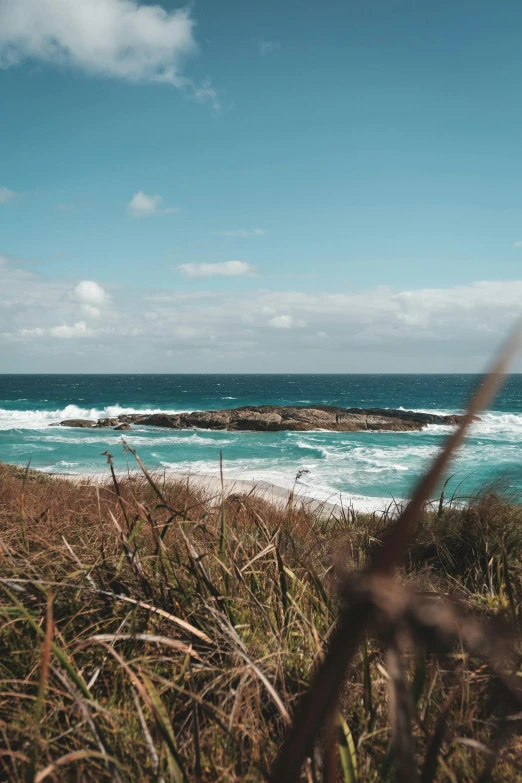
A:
[[386, 641, 417, 782], [219, 450, 226, 561], [362, 633, 373, 723], [275, 544, 289, 629], [421, 687, 459, 783], [337, 713, 358, 783], [28, 594, 54, 782], [411, 649, 427, 708], [141, 671, 185, 783]]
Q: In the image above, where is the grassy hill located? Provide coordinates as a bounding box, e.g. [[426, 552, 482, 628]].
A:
[[1, 460, 521, 781]]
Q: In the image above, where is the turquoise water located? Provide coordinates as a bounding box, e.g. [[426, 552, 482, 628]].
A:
[[1, 374, 522, 510]]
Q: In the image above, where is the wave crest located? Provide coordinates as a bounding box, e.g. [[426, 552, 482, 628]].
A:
[[0, 404, 191, 431]]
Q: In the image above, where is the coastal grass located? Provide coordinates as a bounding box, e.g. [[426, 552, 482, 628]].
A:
[[1, 459, 522, 781]]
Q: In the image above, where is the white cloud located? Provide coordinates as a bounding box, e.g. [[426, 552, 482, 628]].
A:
[[513, 241, 522, 248], [269, 314, 306, 329], [73, 280, 108, 305], [218, 229, 266, 237], [2, 259, 522, 371], [0, 0, 218, 105], [0, 186, 16, 204], [177, 261, 256, 278], [81, 304, 101, 319], [71, 280, 110, 319], [49, 321, 90, 338], [258, 39, 280, 56], [128, 191, 178, 218]]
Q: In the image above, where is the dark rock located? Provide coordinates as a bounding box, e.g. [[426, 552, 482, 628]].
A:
[[116, 414, 146, 424], [58, 405, 472, 433], [114, 423, 132, 431], [59, 419, 97, 428], [137, 413, 181, 429], [96, 417, 119, 428], [179, 410, 231, 430], [229, 410, 282, 431]]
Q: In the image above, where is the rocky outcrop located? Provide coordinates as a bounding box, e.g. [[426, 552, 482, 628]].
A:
[[58, 419, 98, 428], [114, 423, 132, 431], [56, 405, 469, 433]]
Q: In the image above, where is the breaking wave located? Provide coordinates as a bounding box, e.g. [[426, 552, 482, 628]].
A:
[[0, 404, 191, 431], [3, 401, 522, 511]]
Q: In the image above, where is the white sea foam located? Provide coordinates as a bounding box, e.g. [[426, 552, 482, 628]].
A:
[[294, 440, 343, 459], [157, 459, 394, 513], [3, 402, 522, 510], [0, 404, 192, 431], [423, 412, 522, 442], [397, 408, 522, 441], [37, 432, 234, 447], [3, 402, 522, 440], [470, 412, 522, 440]]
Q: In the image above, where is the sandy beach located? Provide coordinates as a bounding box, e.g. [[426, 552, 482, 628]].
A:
[[53, 468, 354, 515], [170, 472, 346, 514]]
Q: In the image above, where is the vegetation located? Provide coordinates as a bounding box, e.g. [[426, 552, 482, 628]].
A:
[[1, 452, 522, 782]]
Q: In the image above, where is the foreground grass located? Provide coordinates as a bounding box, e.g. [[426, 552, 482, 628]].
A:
[[1, 461, 522, 781]]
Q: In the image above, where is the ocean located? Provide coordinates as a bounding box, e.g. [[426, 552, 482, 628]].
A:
[[1, 374, 522, 511]]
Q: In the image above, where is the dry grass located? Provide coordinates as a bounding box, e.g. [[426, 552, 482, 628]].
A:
[[1, 455, 522, 782]]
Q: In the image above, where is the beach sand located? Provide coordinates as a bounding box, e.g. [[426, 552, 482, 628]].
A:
[[53, 469, 348, 516], [169, 472, 345, 515]]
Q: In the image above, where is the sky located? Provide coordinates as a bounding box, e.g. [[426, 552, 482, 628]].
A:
[[1, 0, 522, 373]]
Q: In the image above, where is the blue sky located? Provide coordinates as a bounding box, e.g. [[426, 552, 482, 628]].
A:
[[1, 0, 522, 372]]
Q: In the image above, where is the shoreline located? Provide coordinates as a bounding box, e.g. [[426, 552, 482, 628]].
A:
[[50, 468, 395, 515]]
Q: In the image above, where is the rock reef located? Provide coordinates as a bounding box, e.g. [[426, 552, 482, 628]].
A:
[[55, 405, 467, 432]]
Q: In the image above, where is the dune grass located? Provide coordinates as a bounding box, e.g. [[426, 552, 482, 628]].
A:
[[1, 456, 522, 782]]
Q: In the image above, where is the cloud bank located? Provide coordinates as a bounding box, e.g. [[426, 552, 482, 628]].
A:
[[1, 256, 521, 372]]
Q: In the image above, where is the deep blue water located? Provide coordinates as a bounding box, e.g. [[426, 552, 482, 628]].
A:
[[1, 374, 522, 510]]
